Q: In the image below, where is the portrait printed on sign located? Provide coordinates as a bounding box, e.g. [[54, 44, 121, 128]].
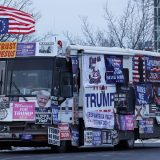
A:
[[35, 90, 51, 108]]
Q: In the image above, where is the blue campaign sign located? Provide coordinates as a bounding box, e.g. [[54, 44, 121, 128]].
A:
[[71, 128, 79, 146], [136, 84, 147, 105], [52, 104, 59, 124], [16, 43, 36, 56], [92, 131, 101, 146], [104, 55, 124, 84]]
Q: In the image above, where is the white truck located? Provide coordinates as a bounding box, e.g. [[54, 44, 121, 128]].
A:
[[1, 43, 160, 152]]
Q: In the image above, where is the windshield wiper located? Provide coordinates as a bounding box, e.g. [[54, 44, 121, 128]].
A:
[[12, 81, 28, 101]]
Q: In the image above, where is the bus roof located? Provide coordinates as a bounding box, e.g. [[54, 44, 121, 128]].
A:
[[67, 44, 159, 57]]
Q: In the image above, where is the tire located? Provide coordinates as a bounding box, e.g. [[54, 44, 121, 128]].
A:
[[114, 138, 134, 150], [57, 141, 69, 153]]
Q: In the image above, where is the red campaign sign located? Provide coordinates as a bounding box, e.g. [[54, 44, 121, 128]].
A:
[[60, 131, 71, 140], [58, 123, 71, 140], [58, 123, 69, 131]]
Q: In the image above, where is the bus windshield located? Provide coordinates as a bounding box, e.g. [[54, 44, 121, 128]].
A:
[[6, 58, 54, 96]]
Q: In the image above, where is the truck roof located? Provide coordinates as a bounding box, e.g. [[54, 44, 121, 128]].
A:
[[67, 44, 159, 57]]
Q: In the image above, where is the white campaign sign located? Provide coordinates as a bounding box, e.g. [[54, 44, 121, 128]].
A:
[[83, 85, 115, 129], [85, 111, 114, 129], [82, 55, 106, 86]]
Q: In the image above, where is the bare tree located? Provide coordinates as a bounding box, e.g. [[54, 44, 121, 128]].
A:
[[64, 0, 154, 50], [0, 0, 53, 42]]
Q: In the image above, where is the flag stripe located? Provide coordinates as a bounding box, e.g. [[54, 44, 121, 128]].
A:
[[0, 6, 35, 34], [0, 6, 34, 19], [8, 29, 35, 34], [0, 12, 34, 24]]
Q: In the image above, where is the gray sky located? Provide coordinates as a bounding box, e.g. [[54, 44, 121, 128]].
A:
[[33, 0, 128, 40]]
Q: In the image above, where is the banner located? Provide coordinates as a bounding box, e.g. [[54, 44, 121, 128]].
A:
[[16, 43, 36, 56], [0, 42, 16, 58], [82, 55, 106, 86], [12, 102, 35, 121], [104, 55, 124, 84]]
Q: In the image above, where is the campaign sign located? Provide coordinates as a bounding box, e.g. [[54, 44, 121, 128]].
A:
[[139, 118, 153, 134], [119, 115, 134, 131], [35, 113, 51, 124], [0, 107, 12, 122], [16, 43, 36, 56], [36, 42, 56, 57], [71, 56, 78, 74], [13, 102, 35, 121], [85, 111, 114, 129], [71, 127, 79, 146], [52, 105, 59, 124], [135, 84, 148, 105], [92, 131, 101, 146], [84, 85, 115, 113], [102, 130, 112, 144], [145, 56, 160, 82], [104, 55, 124, 84], [48, 127, 60, 146], [84, 130, 93, 146], [58, 123, 71, 140], [82, 55, 106, 86]]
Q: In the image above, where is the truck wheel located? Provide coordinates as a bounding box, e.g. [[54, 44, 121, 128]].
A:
[[114, 138, 134, 150], [126, 137, 135, 149], [57, 141, 69, 153]]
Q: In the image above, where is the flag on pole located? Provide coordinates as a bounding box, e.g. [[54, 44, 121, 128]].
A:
[[0, 6, 35, 34]]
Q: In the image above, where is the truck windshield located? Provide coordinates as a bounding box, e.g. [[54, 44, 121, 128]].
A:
[[6, 58, 53, 96]]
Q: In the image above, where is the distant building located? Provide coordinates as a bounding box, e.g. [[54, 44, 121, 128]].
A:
[[154, 0, 160, 52]]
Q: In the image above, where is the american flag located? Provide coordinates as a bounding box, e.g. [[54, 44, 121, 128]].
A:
[[133, 55, 145, 83], [0, 6, 35, 34]]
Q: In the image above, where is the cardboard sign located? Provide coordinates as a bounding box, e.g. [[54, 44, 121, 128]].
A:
[[48, 127, 60, 146]]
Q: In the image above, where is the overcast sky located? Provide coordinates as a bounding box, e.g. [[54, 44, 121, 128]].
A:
[[33, 0, 128, 40]]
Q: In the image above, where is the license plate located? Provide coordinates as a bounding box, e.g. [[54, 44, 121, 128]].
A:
[[21, 134, 32, 140]]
